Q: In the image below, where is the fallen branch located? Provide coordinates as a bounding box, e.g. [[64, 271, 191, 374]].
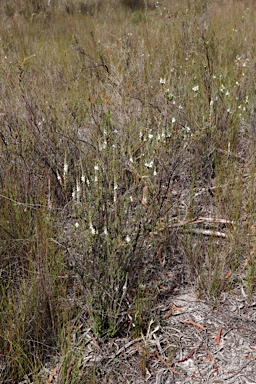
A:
[[169, 216, 234, 228], [181, 228, 227, 238]]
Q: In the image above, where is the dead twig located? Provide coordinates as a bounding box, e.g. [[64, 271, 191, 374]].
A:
[[177, 349, 195, 363], [154, 350, 181, 375], [169, 216, 234, 228], [105, 337, 142, 367], [156, 216, 233, 238], [222, 357, 256, 381]]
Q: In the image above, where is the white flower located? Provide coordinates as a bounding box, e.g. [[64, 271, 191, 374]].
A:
[[89, 224, 97, 235], [113, 184, 118, 203], [99, 141, 107, 151], [125, 235, 131, 243], [94, 164, 99, 171], [160, 77, 166, 84], [192, 85, 199, 92], [122, 282, 127, 292], [64, 162, 68, 175], [57, 170, 62, 183], [148, 133, 154, 139], [172, 117, 176, 124], [220, 84, 225, 93], [145, 160, 154, 168], [75, 222, 79, 228]]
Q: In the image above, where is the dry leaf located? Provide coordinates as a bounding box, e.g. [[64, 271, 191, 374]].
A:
[[177, 349, 195, 363], [243, 246, 256, 269], [202, 344, 213, 361], [181, 320, 206, 332], [224, 269, 232, 279], [163, 308, 173, 319], [46, 363, 59, 384], [216, 328, 222, 346], [157, 245, 163, 265], [243, 258, 248, 268], [141, 185, 148, 208], [172, 304, 183, 312]]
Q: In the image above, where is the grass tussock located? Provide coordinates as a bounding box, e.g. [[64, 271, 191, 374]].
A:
[[0, 0, 256, 381]]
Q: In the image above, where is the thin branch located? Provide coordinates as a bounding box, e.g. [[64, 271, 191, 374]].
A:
[[169, 216, 234, 228], [0, 193, 45, 208], [154, 350, 181, 375], [181, 228, 227, 238]]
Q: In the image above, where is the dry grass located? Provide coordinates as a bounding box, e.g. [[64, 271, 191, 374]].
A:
[[0, 0, 256, 382]]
